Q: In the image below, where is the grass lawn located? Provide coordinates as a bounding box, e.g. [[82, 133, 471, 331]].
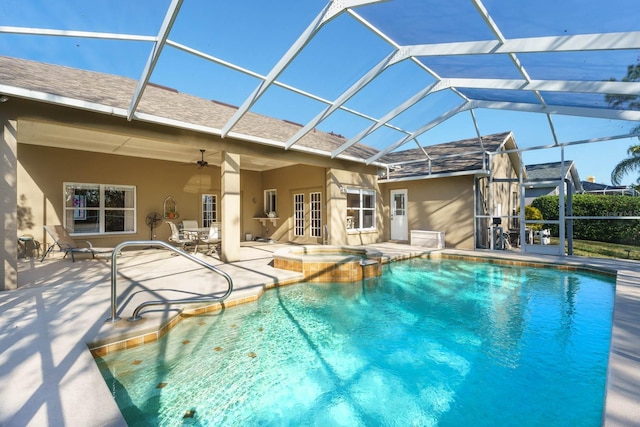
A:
[[550, 237, 640, 261]]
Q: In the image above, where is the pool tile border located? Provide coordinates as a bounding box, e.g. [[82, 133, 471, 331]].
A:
[[90, 251, 616, 357], [421, 252, 617, 277], [89, 276, 300, 357]]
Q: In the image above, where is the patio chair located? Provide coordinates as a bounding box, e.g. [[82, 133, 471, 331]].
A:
[[199, 223, 221, 256], [167, 221, 196, 251], [40, 225, 114, 262], [181, 219, 199, 240]]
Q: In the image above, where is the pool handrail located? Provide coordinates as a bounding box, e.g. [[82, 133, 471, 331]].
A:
[[105, 240, 233, 323]]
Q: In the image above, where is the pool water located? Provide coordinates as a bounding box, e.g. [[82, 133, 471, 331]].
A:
[[96, 258, 615, 426]]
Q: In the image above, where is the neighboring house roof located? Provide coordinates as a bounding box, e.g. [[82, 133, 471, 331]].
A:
[[581, 180, 638, 196], [0, 55, 379, 162], [524, 161, 584, 193], [379, 132, 515, 181]]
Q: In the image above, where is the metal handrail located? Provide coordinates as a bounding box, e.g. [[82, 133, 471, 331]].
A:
[[106, 240, 233, 323]]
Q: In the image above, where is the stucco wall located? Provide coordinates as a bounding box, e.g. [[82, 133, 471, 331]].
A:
[[241, 170, 263, 240], [17, 144, 267, 248], [381, 175, 476, 249], [17, 144, 380, 249], [259, 164, 326, 243], [491, 151, 520, 226], [327, 168, 383, 246]]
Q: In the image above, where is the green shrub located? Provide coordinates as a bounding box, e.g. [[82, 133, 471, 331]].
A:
[[531, 194, 640, 245], [524, 205, 543, 231]]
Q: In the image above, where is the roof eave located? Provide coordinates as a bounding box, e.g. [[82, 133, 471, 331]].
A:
[[2, 83, 387, 168], [379, 169, 489, 183]]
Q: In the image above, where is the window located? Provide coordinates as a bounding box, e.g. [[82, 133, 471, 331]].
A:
[[64, 183, 136, 235], [310, 192, 322, 237], [202, 194, 217, 227], [264, 189, 277, 215], [294, 193, 304, 236], [346, 188, 376, 231]]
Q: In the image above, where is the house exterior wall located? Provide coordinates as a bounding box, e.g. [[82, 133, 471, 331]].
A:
[[17, 142, 383, 251], [327, 168, 384, 246], [380, 176, 476, 249], [18, 144, 229, 248], [5, 96, 524, 285], [491, 151, 520, 228], [15, 121, 381, 260], [377, 145, 521, 251], [259, 164, 327, 244], [241, 170, 264, 240]]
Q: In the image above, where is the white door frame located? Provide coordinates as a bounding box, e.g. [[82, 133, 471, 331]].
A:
[[390, 189, 408, 241]]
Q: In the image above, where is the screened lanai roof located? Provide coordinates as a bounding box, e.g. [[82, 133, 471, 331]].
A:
[[1, 0, 639, 169]]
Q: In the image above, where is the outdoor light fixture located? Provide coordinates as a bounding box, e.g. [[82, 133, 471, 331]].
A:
[[0, 95, 8, 103]]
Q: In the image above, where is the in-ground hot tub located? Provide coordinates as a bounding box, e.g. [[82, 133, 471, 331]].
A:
[[273, 245, 383, 282]]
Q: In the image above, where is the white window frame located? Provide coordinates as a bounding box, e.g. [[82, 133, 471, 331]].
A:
[[202, 194, 218, 227], [294, 193, 305, 236], [346, 188, 376, 231], [264, 189, 277, 215], [310, 192, 322, 238], [63, 182, 136, 236]]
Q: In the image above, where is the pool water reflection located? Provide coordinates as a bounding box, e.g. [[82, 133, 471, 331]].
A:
[[96, 258, 615, 426]]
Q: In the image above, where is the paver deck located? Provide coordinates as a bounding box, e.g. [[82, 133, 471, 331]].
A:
[[1, 242, 639, 426]]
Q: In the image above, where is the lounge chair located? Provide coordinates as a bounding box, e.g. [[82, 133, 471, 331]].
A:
[[40, 225, 114, 262], [167, 221, 196, 251]]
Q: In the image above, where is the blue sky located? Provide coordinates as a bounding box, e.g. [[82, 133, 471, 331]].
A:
[[1, 0, 639, 185]]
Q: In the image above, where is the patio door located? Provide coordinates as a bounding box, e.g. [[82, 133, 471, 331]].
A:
[[290, 189, 323, 243], [390, 189, 408, 241]]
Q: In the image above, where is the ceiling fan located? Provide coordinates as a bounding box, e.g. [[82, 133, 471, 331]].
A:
[[194, 149, 209, 168]]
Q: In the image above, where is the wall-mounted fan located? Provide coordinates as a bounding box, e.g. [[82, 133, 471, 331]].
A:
[[145, 212, 163, 240]]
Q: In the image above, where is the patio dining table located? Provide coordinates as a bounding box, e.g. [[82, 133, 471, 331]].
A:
[[183, 227, 211, 254]]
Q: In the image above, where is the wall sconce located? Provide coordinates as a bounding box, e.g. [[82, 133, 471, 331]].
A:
[[0, 95, 8, 103], [338, 185, 347, 194]]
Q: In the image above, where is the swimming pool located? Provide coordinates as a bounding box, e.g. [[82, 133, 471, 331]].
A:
[[95, 257, 615, 426]]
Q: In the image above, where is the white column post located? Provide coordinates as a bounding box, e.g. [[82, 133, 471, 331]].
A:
[[221, 151, 241, 262], [1, 117, 18, 290]]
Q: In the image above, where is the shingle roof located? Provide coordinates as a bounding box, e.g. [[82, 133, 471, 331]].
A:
[[379, 132, 511, 180], [581, 180, 634, 194], [0, 56, 517, 176], [0, 55, 379, 161], [525, 161, 575, 181]]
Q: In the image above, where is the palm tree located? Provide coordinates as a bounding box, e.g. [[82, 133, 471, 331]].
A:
[[607, 62, 640, 186], [611, 144, 640, 185]]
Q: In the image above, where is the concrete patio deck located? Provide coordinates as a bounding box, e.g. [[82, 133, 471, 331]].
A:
[[1, 242, 639, 426]]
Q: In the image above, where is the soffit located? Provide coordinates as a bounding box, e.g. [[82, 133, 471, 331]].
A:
[[17, 120, 295, 172]]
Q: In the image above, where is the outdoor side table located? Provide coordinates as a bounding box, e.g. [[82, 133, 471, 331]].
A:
[[18, 235, 40, 259]]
